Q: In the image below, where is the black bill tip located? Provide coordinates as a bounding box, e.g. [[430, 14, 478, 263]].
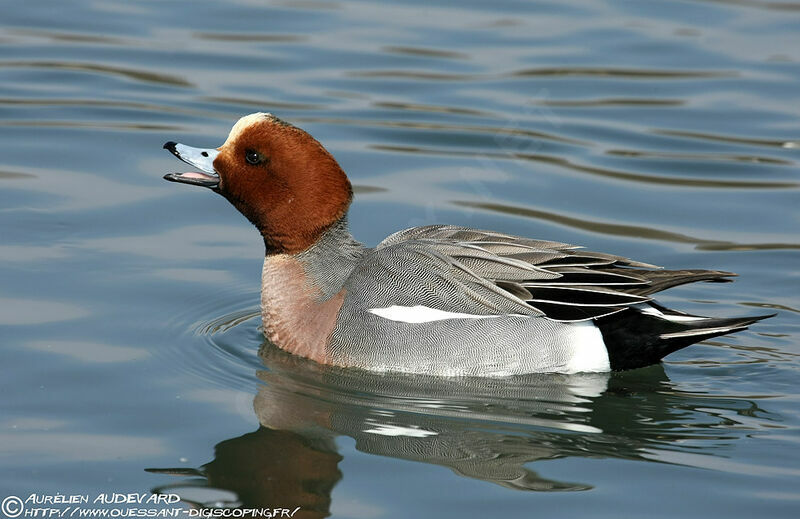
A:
[[163, 141, 180, 159]]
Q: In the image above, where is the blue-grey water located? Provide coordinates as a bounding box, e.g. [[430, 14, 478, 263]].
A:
[[1, 0, 799, 517]]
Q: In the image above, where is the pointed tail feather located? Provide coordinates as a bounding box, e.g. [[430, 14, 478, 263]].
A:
[[596, 304, 773, 370]]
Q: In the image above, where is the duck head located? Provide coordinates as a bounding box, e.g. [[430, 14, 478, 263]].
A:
[[164, 113, 353, 254]]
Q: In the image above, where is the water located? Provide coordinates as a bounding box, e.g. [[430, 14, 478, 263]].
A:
[[1, 0, 799, 517]]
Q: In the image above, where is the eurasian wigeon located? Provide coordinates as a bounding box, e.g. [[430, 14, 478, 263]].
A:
[[163, 112, 771, 376]]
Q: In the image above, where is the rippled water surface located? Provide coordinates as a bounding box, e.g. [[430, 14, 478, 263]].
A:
[[2, 0, 799, 517]]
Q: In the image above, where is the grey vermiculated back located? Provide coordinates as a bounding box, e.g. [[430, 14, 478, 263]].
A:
[[379, 224, 576, 251], [369, 225, 667, 322]]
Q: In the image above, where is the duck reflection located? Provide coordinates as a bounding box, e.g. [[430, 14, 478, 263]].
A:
[[150, 342, 770, 515]]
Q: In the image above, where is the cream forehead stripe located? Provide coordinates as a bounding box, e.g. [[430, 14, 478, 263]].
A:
[[224, 112, 274, 145]]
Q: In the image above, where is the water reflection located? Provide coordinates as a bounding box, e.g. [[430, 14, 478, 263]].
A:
[[369, 143, 798, 189], [2, 0, 798, 513], [454, 200, 800, 251], [348, 67, 734, 81], [150, 342, 775, 513], [0, 61, 192, 87], [153, 427, 340, 519]]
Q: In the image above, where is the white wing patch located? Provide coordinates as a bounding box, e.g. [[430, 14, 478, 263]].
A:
[[368, 305, 512, 323]]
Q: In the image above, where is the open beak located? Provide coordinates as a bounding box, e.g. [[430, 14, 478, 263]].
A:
[[163, 141, 220, 188]]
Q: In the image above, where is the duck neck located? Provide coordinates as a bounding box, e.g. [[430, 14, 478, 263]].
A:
[[293, 216, 365, 301], [260, 217, 364, 362]]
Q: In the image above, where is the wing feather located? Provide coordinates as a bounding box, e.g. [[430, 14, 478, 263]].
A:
[[371, 225, 728, 322]]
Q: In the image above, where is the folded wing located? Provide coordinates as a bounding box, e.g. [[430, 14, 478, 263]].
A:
[[374, 225, 736, 322]]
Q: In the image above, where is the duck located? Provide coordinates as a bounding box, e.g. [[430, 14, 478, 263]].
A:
[[163, 112, 771, 377]]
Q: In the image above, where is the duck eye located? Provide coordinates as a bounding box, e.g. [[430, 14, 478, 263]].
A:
[[245, 149, 261, 165]]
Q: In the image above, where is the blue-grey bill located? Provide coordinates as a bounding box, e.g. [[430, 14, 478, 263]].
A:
[[163, 141, 220, 188]]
